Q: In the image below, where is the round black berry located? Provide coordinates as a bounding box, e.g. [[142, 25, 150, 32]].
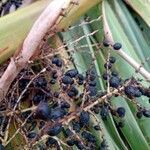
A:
[[113, 42, 122, 50], [109, 76, 121, 88], [125, 85, 142, 98], [65, 69, 78, 78], [88, 86, 97, 96], [104, 63, 112, 69], [116, 107, 126, 118], [47, 123, 63, 136], [62, 76, 74, 85], [103, 39, 110, 47], [34, 102, 50, 120], [109, 56, 116, 63], [52, 57, 63, 67], [79, 111, 90, 127]]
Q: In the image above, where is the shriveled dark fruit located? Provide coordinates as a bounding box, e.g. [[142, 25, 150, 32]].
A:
[[103, 39, 110, 47], [102, 72, 110, 80], [66, 139, 75, 146], [109, 76, 121, 88], [111, 71, 118, 77], [81, 131, 96, 143], [46, 137, 57, 146], [109, 56, 116, 64], [65, 69, 78, 78], [113, 42, 122, 50], [47, 123, 63, 136], [134, 89, 142, 97], [52, 57, 63, 67], [34, 77, 47, 88], [62, 76, 74, 85], [94, 125, 101, 130], [88, 86, 97, 96], [79, 111, 90, 127], [72, 121, 81, 132], [34, 102, 50, 120], [100, 106, 109, 120], [136, 111, 143, 119], [143, 109, 150, 118], [27, 132, 37, 139], [60, 101, 70, 109], [117, 107, 126, 118], [49, 107, 66, 120], [104, 63, 112, 69]]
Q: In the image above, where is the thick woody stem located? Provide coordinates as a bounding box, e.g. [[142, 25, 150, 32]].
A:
[[102, 2, 150, 81], [0, 0, 71, 101]]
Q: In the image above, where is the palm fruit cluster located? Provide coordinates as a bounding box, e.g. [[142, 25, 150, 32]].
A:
[[0, 41, 149, 149]]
